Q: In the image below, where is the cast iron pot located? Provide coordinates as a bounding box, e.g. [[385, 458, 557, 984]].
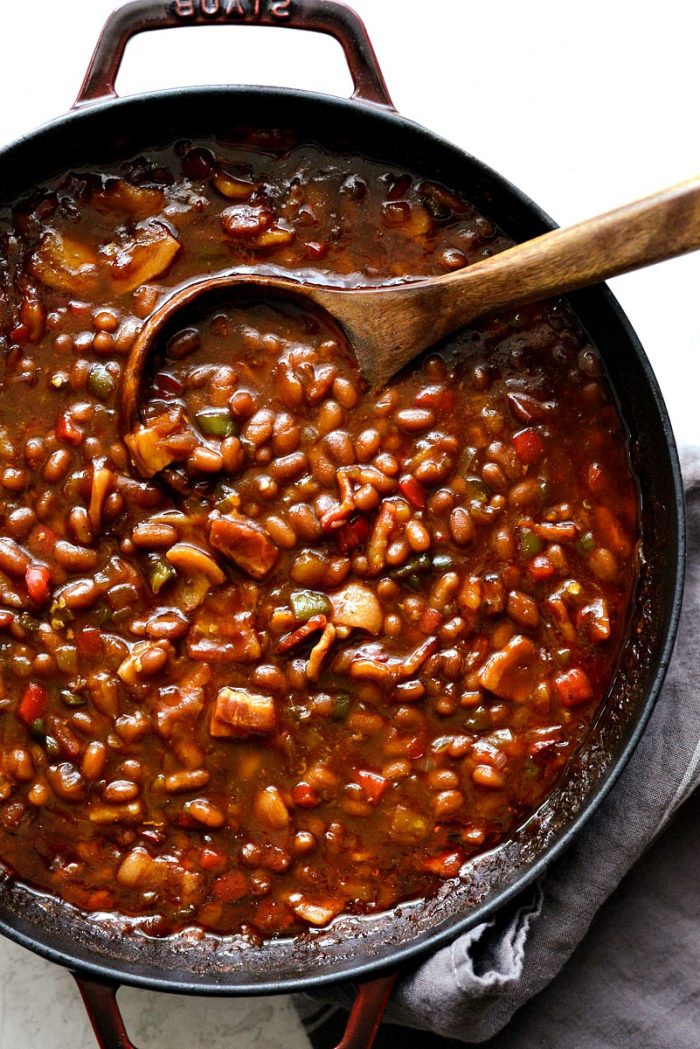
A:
[[0, 2, 685, 1047]]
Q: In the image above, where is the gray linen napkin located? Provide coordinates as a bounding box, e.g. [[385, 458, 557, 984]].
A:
[[298, 445, 699, 1045]]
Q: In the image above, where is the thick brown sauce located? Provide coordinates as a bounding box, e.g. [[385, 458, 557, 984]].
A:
[[0, 133, 637, 937]]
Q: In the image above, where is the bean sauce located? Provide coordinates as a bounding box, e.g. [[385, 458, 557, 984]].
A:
[[0, 132, 638, 937]]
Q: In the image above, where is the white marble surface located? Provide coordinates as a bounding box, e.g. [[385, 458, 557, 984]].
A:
[[0, 1, 698, 1046]]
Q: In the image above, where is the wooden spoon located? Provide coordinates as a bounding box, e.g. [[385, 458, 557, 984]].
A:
[[120, 174, 700, 434]]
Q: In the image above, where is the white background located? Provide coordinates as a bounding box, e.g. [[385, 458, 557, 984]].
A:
[[0, 2, 698, 1046]]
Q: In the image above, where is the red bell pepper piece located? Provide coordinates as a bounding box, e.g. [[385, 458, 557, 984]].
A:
[[25, 564, 52, 606], [512, 427, 545, 465], [200, 847, 228, 872], [75, 627, 104, 657], [56, 412, 84, 446], [398, 474, 426, 509], [414, 385, 455, 412], [335, 515, 370, 554], [17, 682, 48, 726], [527, 554, 556, 581], [355, 769, 389, 804], [421, 848, 465, 878], [291, 782, 321, 808], [553, 667, 594, 707]]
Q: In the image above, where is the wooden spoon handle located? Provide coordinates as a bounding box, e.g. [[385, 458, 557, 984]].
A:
[[340, 174, 700, 387], [435, 173, 700, 325]]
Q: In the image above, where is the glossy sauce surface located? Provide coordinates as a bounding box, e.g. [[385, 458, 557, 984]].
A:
[[0, 134, 637, 937]]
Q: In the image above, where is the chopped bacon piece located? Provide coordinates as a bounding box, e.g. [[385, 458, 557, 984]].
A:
[[209, 686, 276, 739], [276, 614, 326, 654], [577, 597, 611, 643], [477, 635, 537, 699], [288, 893, 344, 927], [213, 870, 249, 902], [329, 582, 382, 635], [208, 512, 278, 579]]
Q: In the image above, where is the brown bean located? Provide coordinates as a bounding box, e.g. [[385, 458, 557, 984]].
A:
[[28, 781, 51, 807], [24, 437, 46, 469], [590, 546, 618, 581], [396, 408, 435, 432], [103, 780, 140, 803], [270, 451, 308, 483], [6, 748, 34, 782], [406, 519, 431, 552], [2, 468, 28, 491], [429, 571, 460, 611], [184, 797, 226, 828], [117, 846, 154, 888], [164, 769, 210, 793], [317, 400, 344, 436], [43, 449, 72, 484], [449, 507, 475, 545], [93, 310, 119, 334], [431, 789, 465, 818], [227, 389, 255, 420], [472, 764, 506, 790], [426, 768, 460, 791], [354, 483, 380, 512], [482, 461, 508, 493], [189, 446, 224, 473], [54, 540, 99, 572], [7, 507, 36, 539], [145, 609, 189, 640], [220, 435, 245, 473], [264, 514, 297, 549], [60, 578, 101, 611], [167, 327, 201, 359], [81, 741, 107, 781], [374, 452, 399, 476], [287, 503, 322, 541], [332, 376, 358, 408], [0, 537, 30, 577], [323, 430, 355, 465], [355, 428, 381, 462], [507, 590, 540, 628], [243, 408, 275, 445], [509, 478, 541, 507], [308, 445, 336, 485], [492, 526, 516, 560], [272, 413, 300, 455], [131, 521, 178, 549], [68, 506, 94, 545]]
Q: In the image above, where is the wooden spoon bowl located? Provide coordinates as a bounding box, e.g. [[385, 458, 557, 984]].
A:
[[120, 173, 700, 442]]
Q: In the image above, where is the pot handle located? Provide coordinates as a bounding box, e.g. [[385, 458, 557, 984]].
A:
[[73, 0, 394, 111], [73, 970, 398, 1049]]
